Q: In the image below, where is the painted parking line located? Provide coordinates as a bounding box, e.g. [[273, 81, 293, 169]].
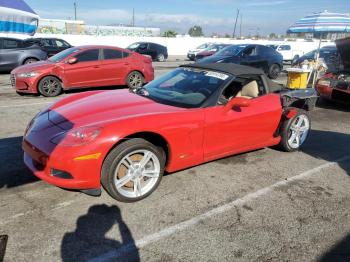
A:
[[88, 154, 350, 262], [0, 102, 52, 108]]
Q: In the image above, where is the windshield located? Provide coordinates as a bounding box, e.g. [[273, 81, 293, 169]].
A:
[[137, 67, 231, 108], [49, 47, 80, 62], [197, 43, 209, 49], [215, 45, 246, 57], [267, 44, 278, 50]]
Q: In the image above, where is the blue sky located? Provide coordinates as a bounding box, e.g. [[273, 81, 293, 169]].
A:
[[26, 0, 350, 35]]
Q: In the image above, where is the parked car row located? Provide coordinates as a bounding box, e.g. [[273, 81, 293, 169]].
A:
[[0, 37, 72, 71]]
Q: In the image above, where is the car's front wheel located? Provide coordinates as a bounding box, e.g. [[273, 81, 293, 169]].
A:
[[278, 109, 311, 152], [126, 71, 144, 90], [38, 76, 62, 97], [268, 63, 281, 79], [101, 138, 165, 202]]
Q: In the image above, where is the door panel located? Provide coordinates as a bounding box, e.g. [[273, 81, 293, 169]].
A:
[[203, 94, 282, 161], [100, 49, 129, 86], [63, 49, 102, 88]]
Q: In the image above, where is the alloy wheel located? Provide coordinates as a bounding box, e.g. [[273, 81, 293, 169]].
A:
[[128, 73, 143, 88], [114, 150, 161, 198], [287, 114, 310, 149], [42, 79, 60, 95]]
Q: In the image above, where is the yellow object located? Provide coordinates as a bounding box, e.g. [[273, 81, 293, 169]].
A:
[[74, 153, 102, 161], [286, 68, 311, 89]]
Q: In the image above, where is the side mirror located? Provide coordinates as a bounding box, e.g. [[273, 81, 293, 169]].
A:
[[224, 97, 251, 112], [67, 57, 78, 64]]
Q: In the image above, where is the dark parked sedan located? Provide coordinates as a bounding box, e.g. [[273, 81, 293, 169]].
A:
[[24, 38, 72, 57], [197, 44, 283, 79], [127, 42, 168, 62], [0, 37, 47, 71]]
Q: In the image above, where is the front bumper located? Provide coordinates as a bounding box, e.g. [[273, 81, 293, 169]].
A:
[[316, 84, 350, 103], [23, 139, 103, 189], [11, 74, 38, 94]]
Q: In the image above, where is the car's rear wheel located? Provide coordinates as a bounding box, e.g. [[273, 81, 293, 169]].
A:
[[126, 71, 144, 90], [101, 138, 165, 202], [268, 63, 281, 79], [38, 76, 62, 97], [23, 58, 39, 64], [278, 109, 311, 152], [157, 53, 165, 62]]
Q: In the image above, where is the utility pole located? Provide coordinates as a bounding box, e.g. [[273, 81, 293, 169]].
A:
[[74, 1, 77, 20], [239, 13, 242, 38], [233, 8, 239, 38], [132, 8, 135, 27]]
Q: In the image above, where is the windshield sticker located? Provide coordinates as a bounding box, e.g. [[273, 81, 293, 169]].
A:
[[205, 71, 229, 80]]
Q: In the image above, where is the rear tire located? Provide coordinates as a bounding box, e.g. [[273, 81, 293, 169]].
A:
[[101, 138, 165, 202], [268, 63, 281, 79], [126, 71, 144, 90], [23, 58, 39, 64], [278, 109, 311, 152], [157, 53, 165, 62], [38, 76, 62, 97]]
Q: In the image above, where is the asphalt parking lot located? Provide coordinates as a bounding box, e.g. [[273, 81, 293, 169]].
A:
[[0, 57, 350, 262]]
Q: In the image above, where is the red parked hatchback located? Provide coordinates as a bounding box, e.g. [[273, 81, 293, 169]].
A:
[[11, 45, 154, 97]]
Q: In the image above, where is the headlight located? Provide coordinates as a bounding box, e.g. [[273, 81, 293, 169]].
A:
[[317, 79, 331, 86], [50, 126, 101, 146], [18, 72, 39, 78]]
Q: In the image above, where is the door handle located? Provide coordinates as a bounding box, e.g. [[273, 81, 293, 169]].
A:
[[124, 63, 130, 65]]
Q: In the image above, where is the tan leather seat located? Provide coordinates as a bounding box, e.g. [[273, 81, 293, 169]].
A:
[[236, 80, 259, 99]]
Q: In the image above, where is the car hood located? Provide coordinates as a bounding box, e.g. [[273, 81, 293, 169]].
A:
[[11, 60, 54, 74], [335, 37, 350, 69], [48, 89, 185, 129]]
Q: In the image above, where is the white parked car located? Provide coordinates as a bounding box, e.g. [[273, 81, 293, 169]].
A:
[[267, 44, 306, 63], [187, 43, 216, 61]]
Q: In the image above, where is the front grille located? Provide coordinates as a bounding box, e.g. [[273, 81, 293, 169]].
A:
[[10, 74, 15, 87]]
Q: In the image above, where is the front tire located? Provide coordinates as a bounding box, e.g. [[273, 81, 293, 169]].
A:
[[101, 138, 165, 202], [126, 71, 144, 90], [38, 76, 62, 97], [268, 63, 281, 79], [278, 109, 311, 152]]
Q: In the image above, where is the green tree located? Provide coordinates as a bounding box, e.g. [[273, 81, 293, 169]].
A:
[[162, 30, 178, 37], [188, 25, 204, 37], [269, 33, 277, 39]]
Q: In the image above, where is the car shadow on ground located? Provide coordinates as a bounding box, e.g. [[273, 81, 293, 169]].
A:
[[318, 233, 350, 261], [61, 204, 140, 262], [301, 129, 350, 176], [316, 98, 350, 113], [0, 136, 39, 189]]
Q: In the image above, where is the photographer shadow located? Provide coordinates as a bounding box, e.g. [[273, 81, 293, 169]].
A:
[[61, 204, 140, 262]]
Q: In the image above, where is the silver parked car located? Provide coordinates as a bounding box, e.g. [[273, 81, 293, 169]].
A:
[[0, 37, 48, 71]]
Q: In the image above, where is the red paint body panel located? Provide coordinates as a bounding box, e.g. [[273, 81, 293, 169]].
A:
[[11, 45, 154, 94], [22, 89, 284, 190]]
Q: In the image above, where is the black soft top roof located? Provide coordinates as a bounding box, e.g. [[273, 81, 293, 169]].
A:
[[181, 63, 265, 76]]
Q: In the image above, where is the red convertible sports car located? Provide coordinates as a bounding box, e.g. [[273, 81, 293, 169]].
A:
[[11, 45, 154, 97], [22, 63, 317, 202]]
